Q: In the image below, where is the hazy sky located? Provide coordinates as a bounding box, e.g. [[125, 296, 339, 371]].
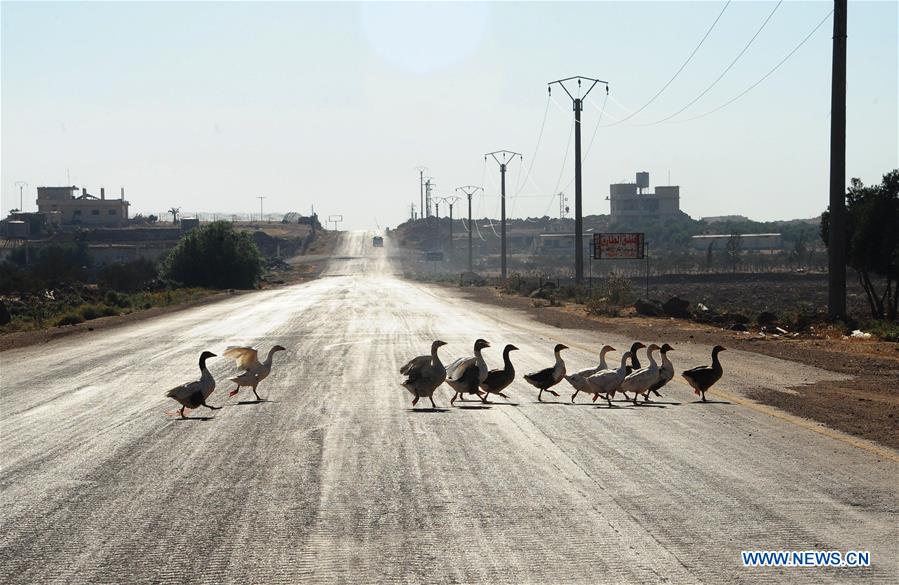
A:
[[2, 1, 896, 229]]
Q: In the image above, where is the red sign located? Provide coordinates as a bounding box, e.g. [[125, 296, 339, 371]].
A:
[[594, 232, 645, 259]]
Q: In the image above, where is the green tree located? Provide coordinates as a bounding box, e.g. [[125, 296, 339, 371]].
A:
[[161, 221, 263, 289], [822, 169, 899, 320]]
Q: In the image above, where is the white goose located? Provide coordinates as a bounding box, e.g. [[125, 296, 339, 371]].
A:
[[445, 339, 490, 405], [566, 345, 615, 403], [165, 351, 220, 418], [584, 351, 631, 406], [619, 343, 661, 404], [224, 345, 286, 401]]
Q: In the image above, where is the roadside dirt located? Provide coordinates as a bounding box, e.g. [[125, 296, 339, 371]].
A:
[[452, 284, 899, 451]]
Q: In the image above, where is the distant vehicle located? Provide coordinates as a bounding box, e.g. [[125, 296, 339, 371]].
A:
[[372, 236, 384, 247]]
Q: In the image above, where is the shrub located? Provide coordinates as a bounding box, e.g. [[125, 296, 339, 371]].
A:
[[104, 290, 131, 308], [161, 221, 263, 289], [101, 258, 158, 292], [55, 312, 84, 327], [78, 304, 118, 321]]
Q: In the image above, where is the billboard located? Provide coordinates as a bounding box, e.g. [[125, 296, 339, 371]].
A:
[[593, 232, 645, 259]]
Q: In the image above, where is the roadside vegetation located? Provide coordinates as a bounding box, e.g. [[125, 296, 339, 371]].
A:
[[0, 222, 265, 334]]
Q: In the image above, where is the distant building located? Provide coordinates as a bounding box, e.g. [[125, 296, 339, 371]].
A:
[[36, 186, 130, 226], [691, 233, 782, 253], [609, 172, 680, 219]]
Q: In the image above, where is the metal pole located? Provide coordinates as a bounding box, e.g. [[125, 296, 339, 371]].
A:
[[15, 181, 28, 212], [420, 170, 424, 221], [468, 194, 473, 271], [645, 241, 650, 299], [448, 202, 454, 258], [500, 163, 507, 279], [574, 98, 584, 285], [828, 0, 847, 319]]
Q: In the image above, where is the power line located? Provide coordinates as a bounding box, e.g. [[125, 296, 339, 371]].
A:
[[637, 0, 784, 126], [677, 9, 834, 123], [605, 0, 732, 127]]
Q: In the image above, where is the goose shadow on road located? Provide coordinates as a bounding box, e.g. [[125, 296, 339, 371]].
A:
[[235, 399, 277, 405], [406, 408, 450, 414]]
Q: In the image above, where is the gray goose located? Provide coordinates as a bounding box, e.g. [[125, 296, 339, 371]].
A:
[[479, 344, 518, 403], [647, 343, 674, 397], [400, 340, 448, 408]]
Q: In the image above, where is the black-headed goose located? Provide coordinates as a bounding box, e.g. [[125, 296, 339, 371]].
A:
[[683, 346, 726, 402], [524, 343, 568, 402], [165, 351, 219, 418]]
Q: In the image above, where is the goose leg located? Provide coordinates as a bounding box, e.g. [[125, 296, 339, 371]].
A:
[[606, 396, 613, 407], [429, 396, 437, 409], [202, 401, 220, 410], [450, 392, 458, 405], [252, 387, 261, 401], [701, 391, 707, 403], [538, 389, 544, 402], [412, 396, 419, 406], [480, 392, 490, 404], [591, 393, 598, 403], [571, 391, 579, 403], [652, 389, 662, 397], [229, 385, 240, 397], [498, 392, 510, 399], [179, 406, 187, 419], [547, 389, 560, 397]]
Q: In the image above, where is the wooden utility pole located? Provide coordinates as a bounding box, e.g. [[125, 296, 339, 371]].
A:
[[828, 0, 847, 319]]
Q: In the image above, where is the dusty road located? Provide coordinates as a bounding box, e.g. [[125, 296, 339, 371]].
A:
[[1, 232, 896, 584]]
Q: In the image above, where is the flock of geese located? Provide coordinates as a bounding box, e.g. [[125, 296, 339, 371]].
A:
[[164, 345, 285, 418], [162, 339, 725, 417], [400, 339, 726, 409]]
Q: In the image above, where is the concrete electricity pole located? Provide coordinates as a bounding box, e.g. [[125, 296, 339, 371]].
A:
[[257, 196, 266, 223], [415, 166, 428, 222], [456, 185, 483, 273], [442, 195, 460, 258], [14, 181, 28, 212], [485, 150, 522, 280], [424, 178, 436, 222], [548, 76, 609, 285], [828, 0, 847, 319]]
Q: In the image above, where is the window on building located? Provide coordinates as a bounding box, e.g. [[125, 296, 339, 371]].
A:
[[108, 209, 117, 215], [92, 209, 100, 215]]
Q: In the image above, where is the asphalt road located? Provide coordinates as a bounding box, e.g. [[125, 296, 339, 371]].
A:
[[1, 232, 896, 584]]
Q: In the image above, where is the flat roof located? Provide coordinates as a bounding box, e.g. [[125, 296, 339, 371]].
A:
[[692, 233, 781, 239]]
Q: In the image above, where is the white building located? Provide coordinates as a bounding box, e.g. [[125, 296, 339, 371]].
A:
[[609, 172, 680, 219]]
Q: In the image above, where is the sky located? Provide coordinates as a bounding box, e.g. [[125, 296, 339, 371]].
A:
[[2, 1, 897, 230]]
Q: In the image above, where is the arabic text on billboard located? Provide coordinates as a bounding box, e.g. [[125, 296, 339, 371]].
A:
[[594, 233, 645, 259]]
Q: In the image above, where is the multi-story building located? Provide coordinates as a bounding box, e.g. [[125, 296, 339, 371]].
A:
[[36, 186, 130, 226], [609, 172, 681, 219]]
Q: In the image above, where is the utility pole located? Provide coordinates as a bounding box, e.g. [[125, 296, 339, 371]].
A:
[[485, 150, 522, 279], [548, 76, 609, 285], [456, 185, 483, 273], [442, 195, 460, 258], [424, 178, 436, 221], [415, 166, 428, 222], [14, 181, 28, 212], [410, 202, 417, 221], [828, 0, 847, 320], [257, 196, 266, 223]]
